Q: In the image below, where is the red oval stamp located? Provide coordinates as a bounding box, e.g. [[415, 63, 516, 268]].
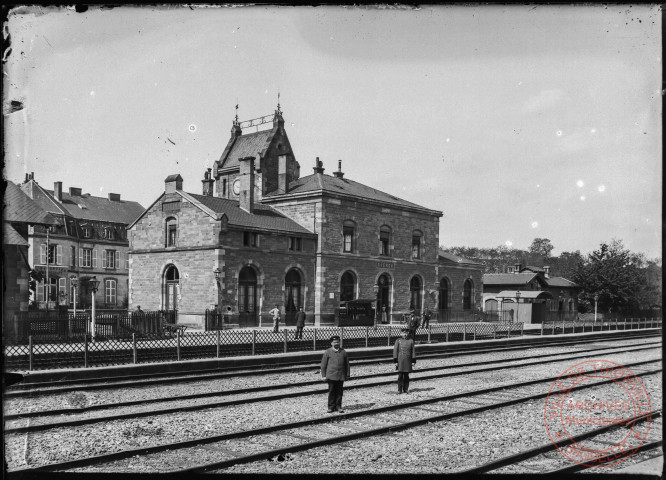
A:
[[544, 359, 652, 468]]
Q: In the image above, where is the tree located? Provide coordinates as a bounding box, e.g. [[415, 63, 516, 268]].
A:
[[529, 238, 555, 257], [572, 239, 644, 313]]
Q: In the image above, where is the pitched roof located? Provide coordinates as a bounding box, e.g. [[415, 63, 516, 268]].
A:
[[495, 290, 555, 300], [545, 277, 579, 288], [21, 180, 144, 225], [218, 129, 273, 170], [187, 193, 315, 235], [4, 181, 58, 226], [271, 173, 442, 215], [3, 223, 29, 246], [438, 249, 484, 266], [482, 273, 539, 286]]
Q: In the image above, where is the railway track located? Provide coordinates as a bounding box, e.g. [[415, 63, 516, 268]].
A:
[[7, 330, 660, 395], [5, 341, 661, 434], [11, 359, 662, 474]]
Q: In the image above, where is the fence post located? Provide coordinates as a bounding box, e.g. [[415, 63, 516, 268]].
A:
[[28, 336, 33, 371], [84, 334, 88, 368], [313, 328, 316, 351], [132, 333, 137, 364], [473, 324, 477, 341], [176, 330, 181, 361], [427, 325, 431, 343], [252, 330, 256, 356], [540, 321, 544, 336], [520, 323, 524, 337], [614, 317, 617, 330], [446, 324, 449, 342], [365, 326, 369, 348], [508, 323, 511, 338], [284, 330, 288, 353], [493, 324, 497, 339], [387, 325, 391, 347], [340, 326, 344, 349], [561, 318, 565, 334], [216, 330, 221, 358]]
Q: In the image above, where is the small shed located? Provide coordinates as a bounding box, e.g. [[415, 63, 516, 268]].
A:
[[485, 290, 554, 324]]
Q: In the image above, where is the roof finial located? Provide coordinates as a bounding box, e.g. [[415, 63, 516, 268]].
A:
[[276, 91, 282, 115], [234, 100, 239, 123]]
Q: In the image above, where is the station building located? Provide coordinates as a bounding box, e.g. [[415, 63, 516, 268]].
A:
[[129, 108, 483, 326]]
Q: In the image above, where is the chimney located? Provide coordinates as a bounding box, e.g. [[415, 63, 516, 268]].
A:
[[164, 174, 183, 194], [231, 120, 242, 139], [333, 159, 344, 179], [202, 168, 214, 197], [313, 157, 325, 174], [69, 187, 82, 196], [277, 155, 287, 194], [24, 173, 29, 183], [544, 266, 550, 278], [54, 182, 63, 202], [108, 193, 121, 202], [514, 263, 521, 273], [238, 156, 255, 213]]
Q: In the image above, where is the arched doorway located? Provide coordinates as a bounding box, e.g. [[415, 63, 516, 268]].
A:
[[238, 266, 258, 327], [438, 277, 450, 319], [284, 268, 303, 326], [340, 271, 356, 302], [164, 265, 180, 311], [409, 276, 422, 312], [376, 274, 391, 323], [463, 279, 473, 310]]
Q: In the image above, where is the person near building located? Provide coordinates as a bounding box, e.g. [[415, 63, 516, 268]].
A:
[[393, 327, 416, 394], [320, 335, 351, 413], [408, 311, 420, 340], [295, 306, 306, 339], [381, 306, 388, 324], [422, 307, 432, 329], [269, 304, 281, 333]]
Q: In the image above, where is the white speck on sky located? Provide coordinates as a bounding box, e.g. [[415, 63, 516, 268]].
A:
[[598, 185, 605, 192], [577, 180, 585, 188], [3, 4, 662, 258], [531, 222, 539, 229]]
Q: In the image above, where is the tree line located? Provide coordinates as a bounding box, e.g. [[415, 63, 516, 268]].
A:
[[443, 238, 662, 314]]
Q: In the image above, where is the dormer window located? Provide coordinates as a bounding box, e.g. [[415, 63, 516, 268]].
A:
[[81, 225, 92, 238], [103, 227, 115, 240], [243, 231, 258, 247]]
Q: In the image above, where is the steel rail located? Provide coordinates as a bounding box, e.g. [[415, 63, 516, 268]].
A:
[[549, 440, 663, 475], [5, 342, 661, 424], [458, 411, 661, 475], [11, 362, 662, 474], [6, 331, 660, 396]]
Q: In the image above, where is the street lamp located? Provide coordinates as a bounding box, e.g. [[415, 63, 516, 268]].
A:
[[515, 290, 521, 322], [594, 294, 599, 323], [70, 276, 78, 316], [90, 276, 100, 339]]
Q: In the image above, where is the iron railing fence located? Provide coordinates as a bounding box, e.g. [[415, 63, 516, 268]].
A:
[[540, 316, 663, 335]]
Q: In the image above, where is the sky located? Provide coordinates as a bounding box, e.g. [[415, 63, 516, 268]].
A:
[[3, 5, 662, 259]]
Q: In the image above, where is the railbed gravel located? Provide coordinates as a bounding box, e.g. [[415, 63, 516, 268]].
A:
[[4, 339, 661, 474]]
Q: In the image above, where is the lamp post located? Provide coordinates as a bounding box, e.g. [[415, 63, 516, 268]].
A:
[[90, 276, 100, 339], [594, 294, 599, 323], [515, 290, 521, 322], [70, 276, 78, 316]]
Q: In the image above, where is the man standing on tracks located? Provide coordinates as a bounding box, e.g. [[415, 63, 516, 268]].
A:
[[295, 306, 306, 339], [320, 335, 350, 413], [269, 304, 281, 333], [393, 327, 416, 394]]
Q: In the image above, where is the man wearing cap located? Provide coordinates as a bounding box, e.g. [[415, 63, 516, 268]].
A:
[[393, 327, 416, 393], [407, 311, 420, 340], [320, 335, 351, 413]]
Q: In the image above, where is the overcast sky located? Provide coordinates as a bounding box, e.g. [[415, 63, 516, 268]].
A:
[[4, 5, 662, 259]]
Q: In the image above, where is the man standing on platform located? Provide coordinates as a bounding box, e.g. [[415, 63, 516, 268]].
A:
[[320, 335, 350, 413], [269, 304, 281, 333], [295, 306, 306, 339]]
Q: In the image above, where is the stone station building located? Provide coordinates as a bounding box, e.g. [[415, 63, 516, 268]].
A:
[[129, 108, 483, 327]]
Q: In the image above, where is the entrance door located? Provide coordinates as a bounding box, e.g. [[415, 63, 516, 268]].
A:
[[164, 265, 180, 311], [238, 266, 258, 327], [284, 269, 303, 326], [376, 274, 391, 323]]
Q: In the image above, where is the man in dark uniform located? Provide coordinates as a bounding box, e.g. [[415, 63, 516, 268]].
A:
[[320, 335, 350, 413], [407, 311, 420, 340], [295, 306, 306, 339], [393, 327, 416, 393], [422, 307, 432, 329]]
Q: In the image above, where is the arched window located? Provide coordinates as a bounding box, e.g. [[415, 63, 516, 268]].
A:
[[485, 298, 498, 312], [409, 276, 422, 311], [238, 266, 257, 314], [412, 230, 423, 259], [165, 217, 177, 247], [285, 268, 303, 312], [379, 225, 391, 256], [340, 271, 356, 302], [463, 279, 474, 310], [164, 264, 180, 310], [376, 274, 392, 320], [343, 220, 356, 253], [438, 278, 450, 310]]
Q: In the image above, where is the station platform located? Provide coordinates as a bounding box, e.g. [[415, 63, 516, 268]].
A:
[[10, 327, 656, 386]]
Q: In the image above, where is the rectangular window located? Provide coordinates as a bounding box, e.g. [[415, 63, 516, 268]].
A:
[[105, 280, 117, 305], [82, 225, 92, 238], [380, 231, 390, 256], [46, 244, 62, 265], [103, 250, 116, 269], [167, 224, 177, 247], [70, 283, 77, 306], [343, 227, 354, 253], [58, 278, 67, 304], [289, 237, 302, 251], [45, 278, 57, 302], [70, 246, 76, 267], [243, 232, 258, 247], [81, 248, 93, 268], [412, 236, 421, 259], [104, 228, 115, 240]]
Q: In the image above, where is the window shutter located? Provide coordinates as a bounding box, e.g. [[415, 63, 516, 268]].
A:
[[115, 252, 120, 269], [40, 244, 46, 264], [126, 255, 129, 270], [79, 248, 83, 267], [56, 245, 62, 265], [102, 250, 107, 268], [93, 249, 97, 268], [58, 277, 66, 294], [71, 246, 76, 267]]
